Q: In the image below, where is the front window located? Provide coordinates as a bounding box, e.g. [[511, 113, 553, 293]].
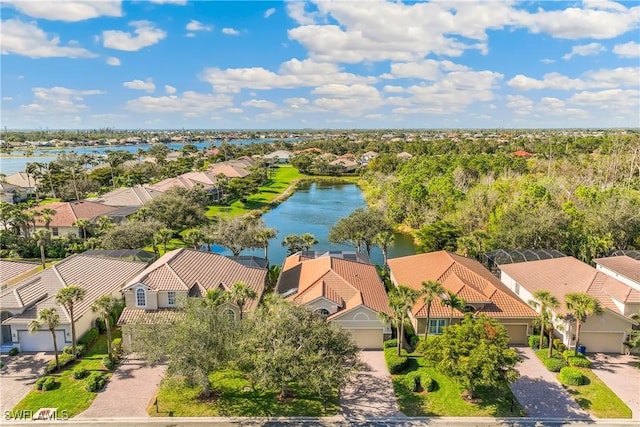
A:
[[428, 319, 446, 335], [223, 309, 236, 320], [136, 288, 146, 307], [52, 227, 59, 237], [315, 308, 330, 318], [514, 282, 520, 295], [167, 291, 175, 306]]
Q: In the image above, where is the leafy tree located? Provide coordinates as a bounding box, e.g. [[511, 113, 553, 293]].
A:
[[565, 293, 604, 356], [28, 308, 60, 370], [146, 187, 208, 230], [424, 315, 520, 399], [55, 285, 87, 356], [329, 207, 392, 257], [380, 285, 420, 356], [91, 295, 119, 358], [100, 220, 162, 250], [207, 215, 264, 256], [421, 280, 444, 341], [416, 221, 461, 253], [105, 150, 135, 188], [528, 290, 560, 358], [227, 281, 257, 320], [282, 234, 305, 255], [146, 144, 170, 165], [441, 290, 465, 325]]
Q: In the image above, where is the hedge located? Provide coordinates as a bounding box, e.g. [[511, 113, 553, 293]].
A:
[[102, 356, 114, 370], [36, 377, 47, 390], [383, 339, 398, 348], [63, 344, 85, 357], [420, 374, 436, 392], [72, 367, 88, 379], [85, 372, 106, 392], [78, 327, 99, 347], [563, 349, 585, 360], [402, 371, 421, 392], [42, 377, 56, 391], [528, 335, 548, 349], [112, 338, 123, 358], [45, 353, 76, 373], [386, 351, 410, 374], [553, 338, 566, 352], [544, 358, 568, 372], [559, 367, 587, 386], [567, 356, 592, 368]]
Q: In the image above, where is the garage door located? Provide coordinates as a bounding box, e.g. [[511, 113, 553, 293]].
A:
[[18, 330, 66, 352], [579, 332, 624, 354], [503, 324, 528, 345], [349, 329, 383, 350]]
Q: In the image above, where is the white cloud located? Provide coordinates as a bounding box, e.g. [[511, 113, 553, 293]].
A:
[[508, 67, 640, 91], [242, 99, 277, 109], [311, 84, 383, 117], [164, 85, 177, 94], [2, 97, 14, 101], [540, 58, 556, 64], [562, 42, 606, 60], [125, 91, 233, 116], [149, 0, 187, 4], [381, 59, 469, 81], [383, 85, 405, 93], [286, 2, 317, 25], [222, 28, 240, 36], [103, 21, 166, 51], [123, 79, 156, 93], [1, 19, 96, 58], [568, 88, 640, 110], [264, 8, 276, 18], [283, 97, 309, 109], [20, 86, 104, 114], [613, 41, 640, 58], [227, 108, 243, 114], [106, 56, 121, 66], [3, 0, 121, 22], [186, 20, 212, 32]]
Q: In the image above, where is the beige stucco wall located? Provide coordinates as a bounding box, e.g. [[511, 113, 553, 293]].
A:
[[331, 306, 391, 334], [306, 298, 339, 315], [581, 310, 631, 333]]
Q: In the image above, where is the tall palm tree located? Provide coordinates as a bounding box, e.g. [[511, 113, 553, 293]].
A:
[[25, 162, 40, 202], [441, 290, 465, 326], [40, 208, 56, 231], [32, 229, 50, 269], [373, 230, 395, 270], [73, 218, 91, 241], [28, 308, 60, 370], [380, 285, 420, 356], [55, 285, 87, 356], [565, 292, 603, 356], [255, 227, 277, 259], [92, 295, 119, 358], [227, 281, 257, 320], [96, 215, 114, 235], [421, 280, 444, 341], [300, 233, 318, 252], [154, 228, 173, 254], [183, 228, 205, 250], [529, 290, 560, 357]]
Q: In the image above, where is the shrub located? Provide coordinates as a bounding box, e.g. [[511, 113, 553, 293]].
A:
[[567, 356, 592, 368], [102, 356, 114, 370], [85, 372, 106, 392], [95, 316, 114, 334], [111, 338, 123, 358], [420, 374, 436, 392], [553, 339, 566, 352], [410, 335, 420, 347], [528, 335, 548, 349], [36, 377, 47, 390], [45, 353, 76, 373], [72, 367, 88, 379], [383, 339, 397, 348], [559, 367, 587, 386], [42, 377, 56, 391], [8, 347, 19, 356], [386, 352, 410, 374], [62, 344, 85, 357], [544, 358, 568, 372], [402, 371, 421, 392], [563, 349, 584, 360], [78, 327, 99, 347]]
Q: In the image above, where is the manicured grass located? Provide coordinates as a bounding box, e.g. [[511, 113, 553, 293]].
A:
[[38, 198, 61, 205], [149, 369, 339, 417], [13, 330, 121, 418], [385, 348, 525, 417]]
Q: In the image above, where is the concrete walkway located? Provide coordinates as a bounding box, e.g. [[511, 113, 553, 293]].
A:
[[0, 352, 51, 413], [510, 347, 589, 419], [77, 356, 166, 418], [589, 353, 640, 419], [340, 350, 404, 419]]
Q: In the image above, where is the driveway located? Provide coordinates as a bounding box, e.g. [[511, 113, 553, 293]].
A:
[[77, 356, 166, 418], [340, 350, 404, 420], [589, 353, 640, 419], [0, 352, 51, 413], [510, 347, 589, 419]]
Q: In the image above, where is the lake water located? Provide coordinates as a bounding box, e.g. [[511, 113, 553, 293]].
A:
[[209, 182, 417, 266]]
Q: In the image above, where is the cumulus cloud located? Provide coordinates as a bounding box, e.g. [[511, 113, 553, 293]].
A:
[[311, 84, 384, 117], [508, 67, 640, 91], [381, 60, 469, 81], [264, 8, 276, 18], [164, 85, 177, 94], [1, 19, 96, 58], [106, 56, 121, 66], [103, 21, 166, 51], [20, 86, 104, 114], [186, 20, 212, 32], [242, 99, 277, 109], [613, 41, 640, 58], [125, 91, 233, 116], [222, 28, 240, 36], [123, 79, 156, 93], [3, 0, 121, 22], [562, 42, 606, 60]]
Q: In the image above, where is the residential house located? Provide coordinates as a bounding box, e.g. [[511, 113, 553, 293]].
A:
[[3, 172, 38, 194], [0, 260, 40, 290], [387, 251, 538, 345], [276, 252, 391, 349], [117, 248, 267, 348], [0, 254, 147, 351], [329, 158, 359, 173], [360, 151, 378, 166], [89, 185, 164, 207], [396, 151, 413, 161], [148, 172, 222, 200], [499, 257, 638, 353], [207, 163, 251, 179], [0, 182, 27, 203], [29, 201, 119, 238], [263, 150, 294, 164]]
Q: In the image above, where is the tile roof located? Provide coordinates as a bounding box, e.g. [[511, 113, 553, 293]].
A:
[[0, 260, 40, 286], [117, 308, 181, 325], [207, 163, 250, 178], [594, 256, 640, 285], [30, 201, 119, 227], [0, 276, 47, 310], [148, 175, 216, 192], [388, 251, 538, 318], [91, 185, 164, 207], [4, 172, 38, 188], [499, 257, 637, 317], [277, 254, 390, 315], [123, 248, 266, 310]]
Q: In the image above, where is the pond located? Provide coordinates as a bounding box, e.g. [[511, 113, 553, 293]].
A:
[[210, 182, 417, 266]]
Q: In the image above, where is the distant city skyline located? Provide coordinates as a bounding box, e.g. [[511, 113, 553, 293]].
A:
[[1, 0, 639, 130]]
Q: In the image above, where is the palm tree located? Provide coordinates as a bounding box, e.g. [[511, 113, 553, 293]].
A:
[[300, 233, 318, 251], [40, 208, 56, 231], [154, 228, 173, 254], [380, 285, 420, 356], [92, 295, 118, 358], [32, 229, 50, 269], [73, 218, 91, 241], [25, 162, 40, 202], [28, 308, 60, 370], [421, 280, 444, 341], [565, 292, 603, 356], [529, 290, 560, 357], [183, 228, 205, 250], [55, 285, 87, 356], [96, 215, 114, 235], [282, 234, 304, 255], [227, 281, 257, 320], [255, 227, 277, 259], [441, 290, 465, 326], [374, 230, 395, 270]]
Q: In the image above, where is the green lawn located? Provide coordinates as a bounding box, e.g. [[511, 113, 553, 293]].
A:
[[13, 330, 120, 418], [385, 348, 525, 417], [149, 369, 339, 417]]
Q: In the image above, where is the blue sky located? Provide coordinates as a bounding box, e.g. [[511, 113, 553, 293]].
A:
[[1, 0, 639, 129]]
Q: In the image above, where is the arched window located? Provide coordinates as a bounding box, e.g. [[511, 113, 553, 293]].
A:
[[463, 305, 476, 313], [223, 309, 236, 320], [353, 312, 370, 321], [315, 308, 330, 318], [136, 288, 146, 307]]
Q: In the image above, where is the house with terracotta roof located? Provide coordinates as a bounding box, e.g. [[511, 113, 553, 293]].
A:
[[29, 200, 119, 238], [594, 255, 640, 299], [387, 251, 538, 345], [276, 252, 391, 349], [499, 257, 638, 353], [1, 254, 147, 352], [90, 185, 164, 207], [117, 248, 267, 347]]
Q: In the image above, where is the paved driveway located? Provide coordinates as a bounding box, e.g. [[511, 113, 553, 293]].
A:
[[0, 352, 51, 413], [510, 347, 589, 419], [340, 350, 404, 420], [589, 353, 640, 419], [77, 356, 166, 418]]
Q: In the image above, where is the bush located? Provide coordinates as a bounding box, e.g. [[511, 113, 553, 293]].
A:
[[544, 358, 568, 372], [553, 339, 566, 352], [8, 347, 19, 356], [95, 316, 114, 334], [62, 344, 85, 357], [528, 335, 548, 349], [78, 327, 99, 347], [42, 377, 56, 391], [567, 356, 592, 368], [45, 353, 76, 373], [112, 338, 123, 358], [420, 374, 436, 392], [36, 377, 47, 390], [559, 367, 587, 386], [386, 351, 410, 374], [85, 372, 106, 392], [72, 367, 88, 379], [383, 339, 397, 348], [102, 356, 114, 370], [563, 349, 584, 360], [402, 371, 421, 392]]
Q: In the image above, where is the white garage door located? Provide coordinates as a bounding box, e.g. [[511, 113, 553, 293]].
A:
[[579, 332, 624, 354], [503, 324, 528, 345], [349, 329, 383, 350], [18, 330, 66, 352]]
